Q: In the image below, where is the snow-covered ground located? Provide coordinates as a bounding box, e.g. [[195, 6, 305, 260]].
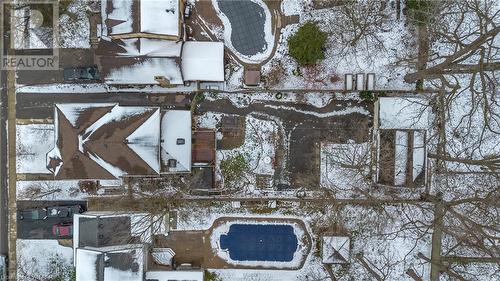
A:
[[17, 180, 87, 201], [174, 200, 432, 281], [16, 124, 54, 174], [17, 239, 74, 281], [59, 0, 90, 48], [206, 91, 338, 108], [320, 141, 371, 197], [15, 83, 198, 94], [215, 115, 278, 192], [259, 1, 416, 90]]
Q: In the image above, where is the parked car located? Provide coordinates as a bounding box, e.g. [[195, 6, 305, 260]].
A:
[[52, 223, 73, 237], [47, 205, 83, 218], [18, 208, 47, 220], [184, 4, 192, 19], [63, 66, 100, 81]]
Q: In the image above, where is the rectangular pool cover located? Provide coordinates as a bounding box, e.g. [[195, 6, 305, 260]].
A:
[[220, 224, 298, 262]]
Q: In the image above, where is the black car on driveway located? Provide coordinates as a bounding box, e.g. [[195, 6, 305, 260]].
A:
[[63, 66, 100, 82], [47, 205, 83, 218], [18, 208, 47, 220]]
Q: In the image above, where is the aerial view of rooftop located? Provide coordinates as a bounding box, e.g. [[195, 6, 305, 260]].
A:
[[0, 0, 498, 280]]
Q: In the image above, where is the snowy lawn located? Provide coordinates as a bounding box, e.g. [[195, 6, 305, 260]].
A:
[[216, 115, 278, 191], [17, 180, 88, 201], [206, 91, 336, 108], [59, 0, 90, 48], [320, 141, 371, 197], [17, 239, 74, 281], [16, 124, 54, 174], [261, 2, 416, 90]]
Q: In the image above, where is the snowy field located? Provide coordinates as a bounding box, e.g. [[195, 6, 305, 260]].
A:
[[59, 0, 90, 48], [174, 201, 432, 281], [205, 91, 340, 108], [17, 239, 74, 280], [196, 111, 279, 193], [17, 180, 87, 201], [16, 124, 54, 174], [260, 1, 416, 90], [320, 141, 371, 197]]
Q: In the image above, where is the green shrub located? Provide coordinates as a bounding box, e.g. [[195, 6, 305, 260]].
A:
[[220, 154, 249, 184], [205, 270, 220, 281], [359, 91, 374, 102], [288, 22, 327, 65]]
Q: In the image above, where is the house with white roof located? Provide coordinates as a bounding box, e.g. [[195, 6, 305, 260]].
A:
[[73, 212, 203, 281], [375, 97, 430, 187], [95, 0, 225, 87]]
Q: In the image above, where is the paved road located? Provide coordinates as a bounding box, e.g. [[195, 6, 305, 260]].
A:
[[16, 92, 191, 119], [0, 69, 8, 256], [17, 200, 86, 239]]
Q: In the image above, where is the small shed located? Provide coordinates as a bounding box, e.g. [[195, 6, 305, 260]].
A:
[[244, 67, 261, 86], [322, 236, 350, 264]]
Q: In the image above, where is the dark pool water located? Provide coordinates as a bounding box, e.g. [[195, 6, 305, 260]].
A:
[[217, 0, 267, 56], [220, 224, 298, 262]]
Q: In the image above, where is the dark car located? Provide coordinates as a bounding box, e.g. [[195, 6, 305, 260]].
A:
[[19, 208, 47, 220], [52, 223, 73, 237], [47, 205, 83, 218], [63, 66, 100, 81]]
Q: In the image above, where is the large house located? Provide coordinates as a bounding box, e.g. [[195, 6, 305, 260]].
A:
[[73, 212, 204, 281], [46, 104, 192, 180], [95, 0, 225, 86]]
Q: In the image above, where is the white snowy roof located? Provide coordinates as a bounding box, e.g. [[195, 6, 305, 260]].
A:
[[379, 97, 429, 129], [181, 41, 225, 82], [57, 103, 115, 127], [102, 0, 180, 37], [102, 0, 133, 36], [322, 236, 350, 264], [126, 109, 161, 173], [161, 110, 192, 173], [119, 38, 183, 57], [140, 0, 180, 37], [76, 245, 145, 281], [78, 104, 160, 175], [104, 57, 183, 85], [76, 248, 100, 281], [145, 270, 204, 281]]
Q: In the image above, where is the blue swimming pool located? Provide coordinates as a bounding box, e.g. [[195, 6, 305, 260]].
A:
[[220, 224, 298, 262]]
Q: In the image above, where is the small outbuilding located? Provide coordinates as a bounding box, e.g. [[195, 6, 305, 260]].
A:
[[244, 67, 261, 86], [322, 236, 350, 264]]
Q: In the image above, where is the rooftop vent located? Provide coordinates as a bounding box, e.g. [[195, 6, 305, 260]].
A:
[[168, 159, 177, 168], [176, 138, 185, 145]]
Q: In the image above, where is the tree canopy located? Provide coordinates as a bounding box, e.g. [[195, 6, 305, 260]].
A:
[[288, 22, 327, 65]]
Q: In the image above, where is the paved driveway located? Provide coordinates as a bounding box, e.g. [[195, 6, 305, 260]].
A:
[[17, 200, 87, 239], [198, 96, 373, 188]]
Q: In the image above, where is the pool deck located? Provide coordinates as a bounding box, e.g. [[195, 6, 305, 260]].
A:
[[155, 217, 311, 270]]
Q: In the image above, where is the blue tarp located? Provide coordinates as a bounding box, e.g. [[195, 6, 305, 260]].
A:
[[220, 224, 298, 262]]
